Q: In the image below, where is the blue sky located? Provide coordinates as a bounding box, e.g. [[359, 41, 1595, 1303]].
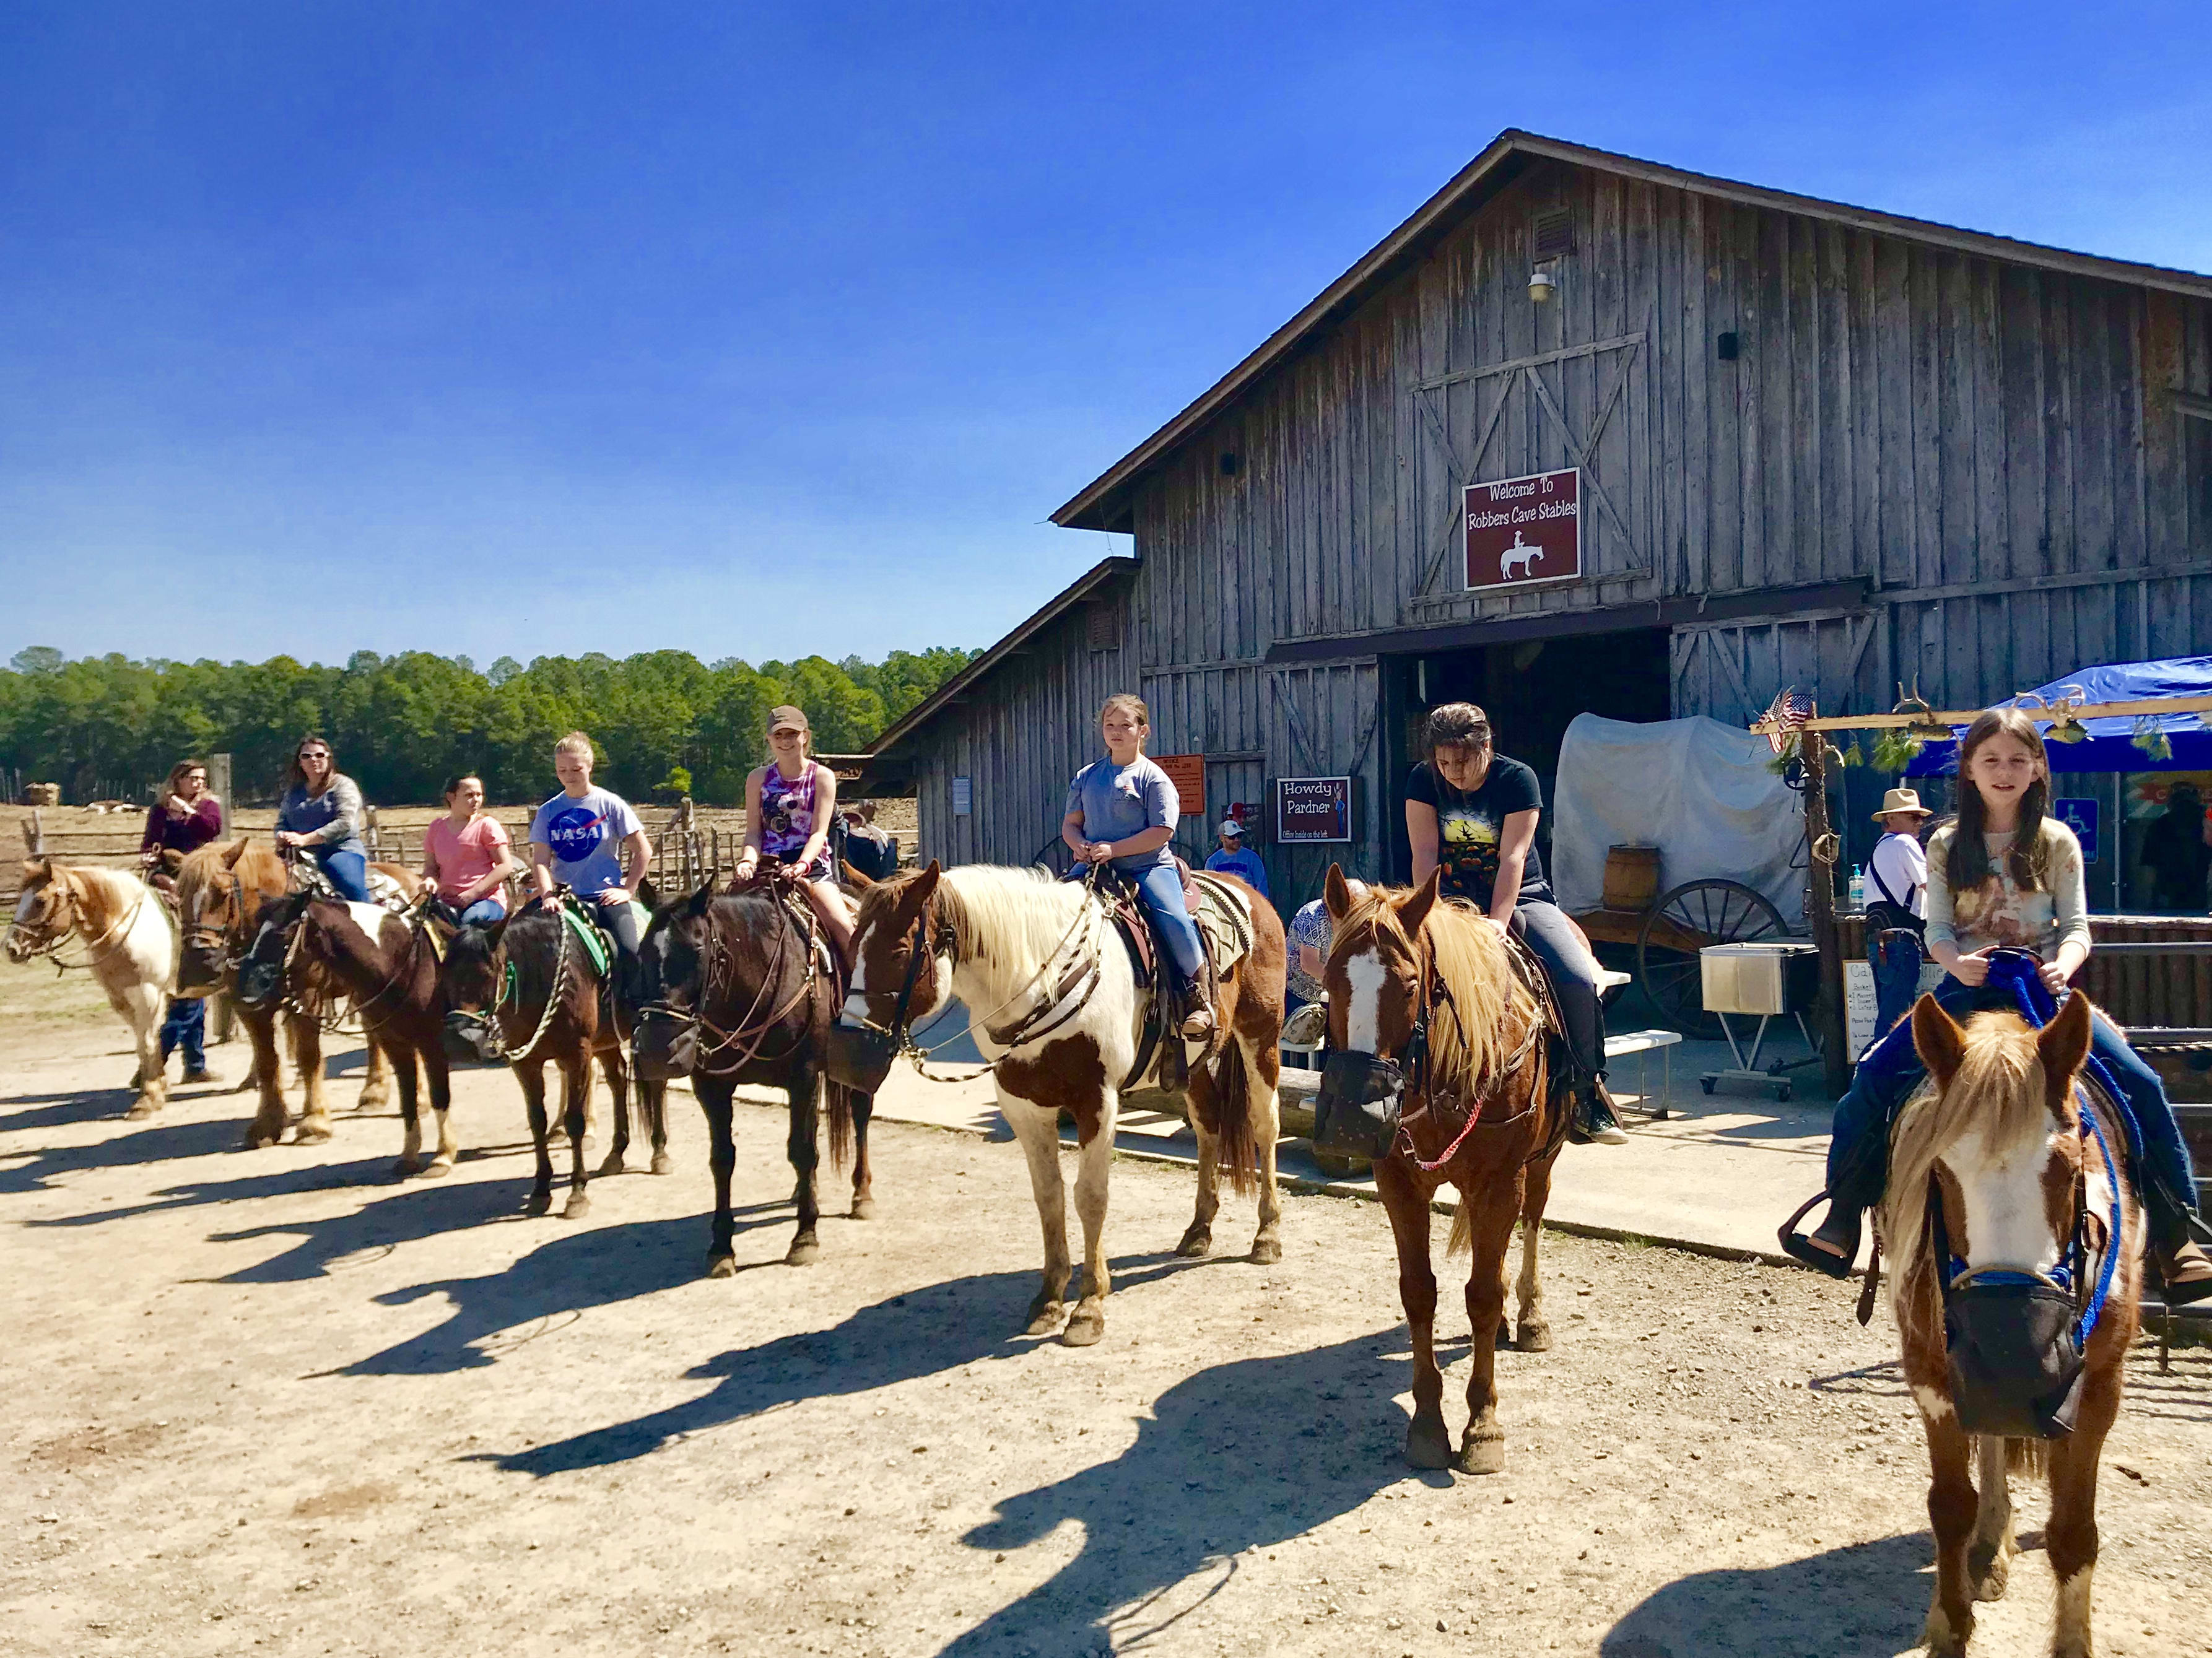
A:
[[4, 2, 2210, 669]]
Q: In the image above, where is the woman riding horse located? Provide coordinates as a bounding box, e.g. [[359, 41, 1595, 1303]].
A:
[[733, 704, 855, 963], [527, 731, 653, 1002], [1062, 693, 1213, 1040], [1790, 705, 2211, 1304], [274, 735, 375, 903], [422, 771, 521, 927]]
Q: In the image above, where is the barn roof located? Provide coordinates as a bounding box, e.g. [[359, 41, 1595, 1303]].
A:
[[1053, 128, 2212, 533], [866, 555, 1138, 762]]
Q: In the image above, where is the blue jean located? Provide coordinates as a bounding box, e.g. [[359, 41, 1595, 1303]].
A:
[[453, 898, 505, 926], [1512, 900, 1608, 1082], [1131, 864, 1206, 987], [316, 848, 373, 903], [159, 996, 205, 1070], [1868, 927, 1923, 1041], [1825, 969, 2200, 1244]]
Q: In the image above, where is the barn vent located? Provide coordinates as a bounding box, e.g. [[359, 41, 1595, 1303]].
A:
[[1086, 602, 1121, 651], [1532, 207, 1573, 258]]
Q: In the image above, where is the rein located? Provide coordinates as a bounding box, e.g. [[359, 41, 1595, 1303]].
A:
[[7, 876, 152, 974], [684, 883, 825, 1075], [494, 894, 573, 1064], [1394, 928, 1554, 1174]]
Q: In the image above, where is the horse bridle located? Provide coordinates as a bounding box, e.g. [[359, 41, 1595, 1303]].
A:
[[632, 874, 832, 1077], [6, 872, 149, 971]]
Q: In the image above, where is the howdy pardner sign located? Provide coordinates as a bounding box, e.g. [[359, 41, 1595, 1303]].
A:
[[1463, 467, 1580, 592]]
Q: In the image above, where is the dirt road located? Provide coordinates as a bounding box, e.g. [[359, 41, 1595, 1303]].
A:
[[3, 981, 2208, 1656]]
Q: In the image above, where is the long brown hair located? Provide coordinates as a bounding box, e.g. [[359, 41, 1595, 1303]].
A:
[[284, 735, 339, 795], [1944, 706, 2052, 895], [160, 758, 208, 809]]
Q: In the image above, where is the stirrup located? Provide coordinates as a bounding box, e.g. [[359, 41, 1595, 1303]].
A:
[[1779, 1191, 1859, 1281]]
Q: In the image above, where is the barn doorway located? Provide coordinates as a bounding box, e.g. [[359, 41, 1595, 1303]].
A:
[[1382, 626, 1671, 881]]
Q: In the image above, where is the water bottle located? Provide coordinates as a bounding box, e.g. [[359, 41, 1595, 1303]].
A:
[[1848, 865, 1865, 909]]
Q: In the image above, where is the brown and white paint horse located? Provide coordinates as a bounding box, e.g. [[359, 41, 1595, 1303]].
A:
[[843, 861, 1286, 1347], [173, 838, 412, 1149], [1881, 991, 2142, 1658], [238, 890, 458, 1178], [1320, 866, 1569, 1474], [7, 849, 177, 1118]]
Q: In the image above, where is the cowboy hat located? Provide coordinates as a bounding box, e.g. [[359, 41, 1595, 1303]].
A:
[[1872, 787, 1933, 820]]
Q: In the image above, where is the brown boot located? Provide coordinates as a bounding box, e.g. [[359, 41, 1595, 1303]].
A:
[[2155, 1239, 2212, 1306]]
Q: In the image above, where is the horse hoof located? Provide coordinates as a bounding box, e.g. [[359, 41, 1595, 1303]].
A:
[[126, 1100, 159, 1121], [1248, 1235, 1282, 1265], [594, 1156, 625, 1178], [650, 1152, 673, 1176], [419, 1160, 453, 1180], [1515, 1321, 1552, 1353], [1061, 1306, 1105, 1347], [562, 1193, 591, 1220], [850, 1196, 877, 1221], [393, 1157, 422, 1179], [1022, 1294, 1065, 1337], [525, 1191, 553, 1217], [1455, 1430, 1505, 1476], [1968, 1541, 2013, 1603], [786, 1236, 821, 1267], [1404, 1423, 1453, 1470], [1174, 1225, 1212, 1259], [705, 1253, 737, 1279]]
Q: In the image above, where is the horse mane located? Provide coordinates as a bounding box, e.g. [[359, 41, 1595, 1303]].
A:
[[933, 866, 1089, 984], [1879, 1010, 2057, 1280], [179, 836, 284, 899], [1337, 887, 1533, 1100]]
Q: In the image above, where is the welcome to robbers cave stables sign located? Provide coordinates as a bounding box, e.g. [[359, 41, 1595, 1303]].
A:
[[1464, 467, 1581, 593]]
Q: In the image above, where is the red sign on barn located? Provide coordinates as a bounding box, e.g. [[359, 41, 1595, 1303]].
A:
[[1463, 467, 1581, 593]]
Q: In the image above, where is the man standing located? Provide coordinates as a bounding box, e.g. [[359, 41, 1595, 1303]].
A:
[[1864, 787, 1933, 1039], [1203, 818, 1268, 898]]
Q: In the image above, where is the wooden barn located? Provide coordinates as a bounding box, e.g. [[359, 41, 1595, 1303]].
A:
[[865, 129, 2212, 912]]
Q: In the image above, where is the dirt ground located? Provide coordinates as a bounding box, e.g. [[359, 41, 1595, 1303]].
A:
[[4, 976, 2209, 1658]]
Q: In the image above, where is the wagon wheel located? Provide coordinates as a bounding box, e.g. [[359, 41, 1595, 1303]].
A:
[[1634, 879, 1790, 1038]]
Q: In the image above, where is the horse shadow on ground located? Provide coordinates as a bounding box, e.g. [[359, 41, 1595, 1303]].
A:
[[1, 1113, 249, 1197], [201, 1173, 544, 1283], [0, 1083, 222, 1134], [483, 1252, 1253, 1478], [1600, 1532, 1931, 1657], [329, 1202, 799, 1379], [937, 1328, 1440, 1657]]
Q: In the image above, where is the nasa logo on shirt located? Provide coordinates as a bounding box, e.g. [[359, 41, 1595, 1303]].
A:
[[544, 803, 611, 859]]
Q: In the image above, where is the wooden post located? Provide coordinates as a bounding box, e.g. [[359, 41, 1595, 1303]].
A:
[[208, 755, 235, 1046], [1800, 724, 1850, 1095], [28, 807, 44, 857]]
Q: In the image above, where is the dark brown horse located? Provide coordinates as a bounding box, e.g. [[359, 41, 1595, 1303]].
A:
[[173, 838, 417, 1150], [237, 890, 456, 1178], [442, 896, 670, 1218], [634, 875, 872, 1273], [1317, 866, 1569, 1473]]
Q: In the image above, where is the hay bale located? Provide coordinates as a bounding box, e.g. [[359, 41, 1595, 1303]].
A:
[[22, 783, 60, 807]]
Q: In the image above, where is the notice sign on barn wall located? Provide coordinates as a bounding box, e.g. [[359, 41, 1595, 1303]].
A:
[[1463, 467, 1580, 592], [1276, 777, 1352, 843]]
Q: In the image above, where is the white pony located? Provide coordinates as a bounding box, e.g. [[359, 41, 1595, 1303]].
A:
[[843, 861, 1287, 1347], [7, 851, 178, 1118]]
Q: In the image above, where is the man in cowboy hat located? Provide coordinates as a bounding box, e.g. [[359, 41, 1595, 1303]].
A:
[[1865, 787, 1935, 1037]]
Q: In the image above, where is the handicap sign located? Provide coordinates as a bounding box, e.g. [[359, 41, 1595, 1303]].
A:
[[2053, 797, 2099, 862]]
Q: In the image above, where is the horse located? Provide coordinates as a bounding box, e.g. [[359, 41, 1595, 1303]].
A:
[[1315, 866, 1569, 1474], [236, 889, 457, 1178], [7, 846, 177, 1119], [839, 859, 1286, 1347], [634, 874, 869, 1272], [1879, 989, 2142, 1658], [173, 838, 415, 1149], [443, 895, 670, 1218]]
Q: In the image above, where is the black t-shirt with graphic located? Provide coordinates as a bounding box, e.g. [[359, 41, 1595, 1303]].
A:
[[1406, 754, 1550, 911]]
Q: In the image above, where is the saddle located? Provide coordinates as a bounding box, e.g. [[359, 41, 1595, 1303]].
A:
[[1089, 861, 1256, 1093]]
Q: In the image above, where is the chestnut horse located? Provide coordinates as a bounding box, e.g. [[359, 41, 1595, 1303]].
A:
[[634, 875, 870, 1272], [237, 890, 458, 1178], [173, 838, 414, 1149], [7, 849, 176, 1118], [1317, 867, 1569, 1474], [442, 896, 670, 1218], [1880, 991, 2142, 1658], [840, 861, 1286, 1347]]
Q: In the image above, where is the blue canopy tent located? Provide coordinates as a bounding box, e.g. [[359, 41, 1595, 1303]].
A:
[[1905, 656, 2212, 776]]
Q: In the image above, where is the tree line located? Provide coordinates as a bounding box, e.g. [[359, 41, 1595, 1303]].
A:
[[0, 645, 978, 807]]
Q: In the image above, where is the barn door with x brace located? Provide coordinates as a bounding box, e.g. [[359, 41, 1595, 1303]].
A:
[[1410, 326, 1653, 605]]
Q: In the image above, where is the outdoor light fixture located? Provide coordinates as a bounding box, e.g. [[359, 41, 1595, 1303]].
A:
[[1528, 261, 1557, 303]]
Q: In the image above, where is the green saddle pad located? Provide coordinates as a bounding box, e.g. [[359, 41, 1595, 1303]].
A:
[[555, 898, 643, 980]]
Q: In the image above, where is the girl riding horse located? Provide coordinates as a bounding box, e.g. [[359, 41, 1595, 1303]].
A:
[[275, 735, 375, 903], [1790, 705, 2211, 1304], [733, 704, 855, 963]]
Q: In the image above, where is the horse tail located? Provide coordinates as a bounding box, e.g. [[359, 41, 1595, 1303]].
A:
[[2005, 1438, 2049, 1485], [825, 1079, 853, 1172], [1446, 1198, 1474, 1257], [1210, 1034, 1256, 1196]]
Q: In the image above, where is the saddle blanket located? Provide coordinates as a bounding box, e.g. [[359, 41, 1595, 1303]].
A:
[[1188, 869, 1255, 976]]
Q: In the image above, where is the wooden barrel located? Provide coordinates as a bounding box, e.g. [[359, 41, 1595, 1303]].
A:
[[1602, 845, 1663, 911]]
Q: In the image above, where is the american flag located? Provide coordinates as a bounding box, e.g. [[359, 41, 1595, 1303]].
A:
[[1762, 687, 1814, 755]]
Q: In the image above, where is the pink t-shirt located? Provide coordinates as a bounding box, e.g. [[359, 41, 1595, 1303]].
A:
[[424, 814, 513, 906]]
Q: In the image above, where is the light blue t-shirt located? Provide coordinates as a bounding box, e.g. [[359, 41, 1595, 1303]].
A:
[[1204, 845, 1269, 897], [1065, 755, 1178, 873], [529, 787, 644, 897]]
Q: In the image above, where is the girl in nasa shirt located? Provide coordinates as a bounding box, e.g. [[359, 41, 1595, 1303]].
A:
[[527, 731, 653, 961]]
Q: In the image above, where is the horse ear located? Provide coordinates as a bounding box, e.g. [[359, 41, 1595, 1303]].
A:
[[19, 859, 45, 883], [637, 875, 660, 910], [909, 861, 941, 906], [221, 837, 248, 869], [2036, 989, 2094, 1108], [686, 877, 715, 916], [1396, 868, 1442, 939], [481, 915, 509, 951], [1323, 864, 1352, 919], [1912, 994, 1966, 1089], [843, 858, 874, 892]]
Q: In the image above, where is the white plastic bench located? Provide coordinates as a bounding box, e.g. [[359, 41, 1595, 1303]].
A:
[[1605, 1027, 1681, 1121]]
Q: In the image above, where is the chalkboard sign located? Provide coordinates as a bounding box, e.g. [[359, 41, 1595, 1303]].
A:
[[1276, 776, 1352, 843]]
